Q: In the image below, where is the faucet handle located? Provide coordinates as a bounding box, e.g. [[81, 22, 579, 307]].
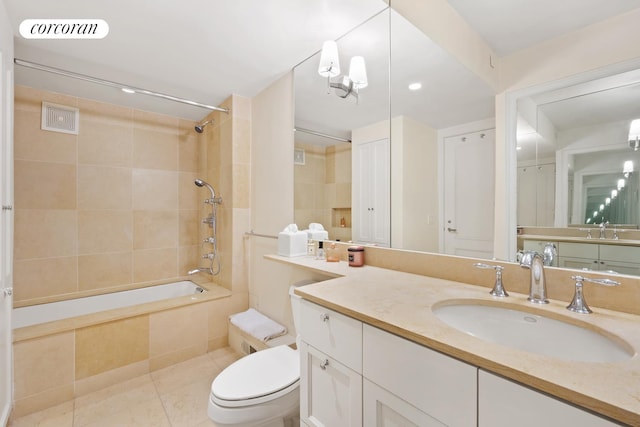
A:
[[579, 228, 592, 239], [567, 275, 620, 314], [474, 263, 508, 297]]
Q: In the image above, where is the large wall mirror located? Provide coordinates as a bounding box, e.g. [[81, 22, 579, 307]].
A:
[[293, 3, 495, 253], [514, 65, 640, 276]]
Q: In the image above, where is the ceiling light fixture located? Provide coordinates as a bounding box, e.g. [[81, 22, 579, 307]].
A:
[[618, 178, 626, 191], [318, 40, 367, 102], [121, 87, 136, 94], [623, 160, 634, 178], [408, 82, 422, 91], [629, 119, 640, 151]]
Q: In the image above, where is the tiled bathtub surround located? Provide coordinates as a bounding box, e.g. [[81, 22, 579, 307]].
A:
[[13, 85, 201, 303], [12, 283, 233, 418], [12, 86, 253, 417]]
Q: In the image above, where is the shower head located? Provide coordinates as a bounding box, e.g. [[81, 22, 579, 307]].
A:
[[194, 119, 214, 133], [195, 178, 216, 199]]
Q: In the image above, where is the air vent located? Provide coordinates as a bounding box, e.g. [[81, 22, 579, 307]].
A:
[[41, 102, 79, 135]]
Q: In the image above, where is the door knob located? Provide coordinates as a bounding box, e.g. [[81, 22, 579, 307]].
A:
[[447, 227, 457, 232]]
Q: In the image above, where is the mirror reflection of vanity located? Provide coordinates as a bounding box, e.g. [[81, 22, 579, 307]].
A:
[[515, 67, 640, 276], [293, 3, 495, 254]]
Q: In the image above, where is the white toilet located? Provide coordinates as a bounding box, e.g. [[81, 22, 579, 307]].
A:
[[208, 285, 306, 427]]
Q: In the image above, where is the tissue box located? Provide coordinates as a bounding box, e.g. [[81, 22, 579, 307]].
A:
[[278, 230, 308, 257], [305, 229, 328, 241], [304, 223, 329, 241]]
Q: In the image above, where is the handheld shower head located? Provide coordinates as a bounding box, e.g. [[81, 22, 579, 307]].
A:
[[194, 119, 214, 133], [195, 178, 216, 199]]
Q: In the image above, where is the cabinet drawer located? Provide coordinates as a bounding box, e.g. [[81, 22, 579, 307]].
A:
[[558, 242, 598, 259], [299, 299, 362, 372], [363, 324, 476, 427], [599, 244, 640, 263]]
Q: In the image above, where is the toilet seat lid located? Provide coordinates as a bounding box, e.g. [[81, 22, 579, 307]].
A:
[[212, 345, 299, 402]]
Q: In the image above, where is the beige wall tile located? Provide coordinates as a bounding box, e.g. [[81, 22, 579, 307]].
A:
[[231, 95, 251, 120], [76, 316, 150, 379], [179, 172, 200, 210], [14, 210, 77, 260], [77, 98, 132, 125], [15, 85, 78, 112], [13, 109, 77, 164], [78, 165, 132, 210], [133, 210, 178, 250], [78, 119, 133, 167], [178, 210, 199, 246], [232, 164, 250, 209], [232, 118, 251, 164], [74, 360, 149, 397], [132, 169, 178, 210], [14, 160, 77, 210], [78, 252, 133, 291], [178, 245, 199, 277], [78, 210, 133, 254], [206, 298, 231, 343], [133, 128, 178, 171], [13, 257, 78, 302], [11, 385, 75, 420], [149, 303, 208, 359], [133, 110, 179, 130], [13, 332, 75, 399], [133, 248, 178, 282], [178, 120, 199, 172]]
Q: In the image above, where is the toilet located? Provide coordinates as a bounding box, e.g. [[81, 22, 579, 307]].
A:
[[208, 284, 308, 427]]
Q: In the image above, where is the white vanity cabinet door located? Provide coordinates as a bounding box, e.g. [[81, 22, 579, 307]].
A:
[[363, 325, 477, 427], [558, 255, 599, 270], [478, 370, 623, 427], [300, 341, 362, 427], [363, 379, 445, 427], [299, 299, 362, 373]]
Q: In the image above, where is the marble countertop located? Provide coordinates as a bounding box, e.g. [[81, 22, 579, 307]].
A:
[[267, 254, 640, 426], [520, 234, 640, 247]]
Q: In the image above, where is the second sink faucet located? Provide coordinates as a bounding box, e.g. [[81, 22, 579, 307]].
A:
[[519, 251, 549, 304], [599, 221, 609, 239]]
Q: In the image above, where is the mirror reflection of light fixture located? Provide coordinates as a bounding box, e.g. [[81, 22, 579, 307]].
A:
[[606, 197, 611, 205], [618, 178, 626, 191], [318, 40, 368, 101], [629, 119, 640, 151], [624, 160, 634, 177], [611, 189, 618, 199]]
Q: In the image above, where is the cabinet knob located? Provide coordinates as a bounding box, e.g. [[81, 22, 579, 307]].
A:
[[320, 313, 329, 322], [319, 359, 329, 370]]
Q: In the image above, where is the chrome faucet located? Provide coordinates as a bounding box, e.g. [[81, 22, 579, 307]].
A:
[[567, 275, 620, 314], [542, 242, 557, 266], [599, 221, 609, 239], [519, 251, 549, 304]]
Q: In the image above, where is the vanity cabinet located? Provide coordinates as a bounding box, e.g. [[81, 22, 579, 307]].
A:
[[557, 242, 640, 275], [299, 299, 363, 426], [352, 138, 390, 247], [478, 370, 623, 426], [363, 324, 476, 427]]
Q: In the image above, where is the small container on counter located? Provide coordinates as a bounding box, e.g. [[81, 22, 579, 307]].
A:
[[348, 245, 365, 267], [325, 242, 340, 262]]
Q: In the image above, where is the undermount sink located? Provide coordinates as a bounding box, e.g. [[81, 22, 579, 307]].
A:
[[432, 301, 635, 363]]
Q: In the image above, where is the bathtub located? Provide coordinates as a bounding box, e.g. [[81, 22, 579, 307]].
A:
[[12, 279, 231, 418], [13, 280, 205, 329]]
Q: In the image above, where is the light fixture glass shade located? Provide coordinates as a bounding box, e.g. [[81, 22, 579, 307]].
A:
[[629, 119, 640, 142], [624, 160, 634, 176], [318, 40, 340, 78], [606, 197, 611, 205], [348, 56, 367, 89], [612, 189, 618, 198], [618, 178, 626, 190]]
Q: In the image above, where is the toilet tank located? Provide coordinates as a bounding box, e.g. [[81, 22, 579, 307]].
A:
[[289, 279, 317, 332]]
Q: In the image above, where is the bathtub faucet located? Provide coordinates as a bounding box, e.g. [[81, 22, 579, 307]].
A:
[[188, 267, 214, 275]]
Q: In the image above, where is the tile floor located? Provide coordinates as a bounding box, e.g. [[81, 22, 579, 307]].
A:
[[8, 347, 243, 427]]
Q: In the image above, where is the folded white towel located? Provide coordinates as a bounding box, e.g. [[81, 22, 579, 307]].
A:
[[229, 308, 287, 342]]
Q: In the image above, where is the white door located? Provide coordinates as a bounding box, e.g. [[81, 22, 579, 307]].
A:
[[0, 49, 14, 425], [443, 129, 495, 259]]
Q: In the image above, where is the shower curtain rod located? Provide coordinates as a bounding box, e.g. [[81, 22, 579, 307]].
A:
[[14, 58, 229, 113], [294, 127, 351, 143]]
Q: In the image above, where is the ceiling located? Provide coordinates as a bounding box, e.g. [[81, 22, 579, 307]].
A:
[[3, 0, 640, 121]]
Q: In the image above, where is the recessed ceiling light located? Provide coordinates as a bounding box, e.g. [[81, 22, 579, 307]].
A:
[[516, 146, 522, 150], [121, 88, 136, 94], [408, 82, 422, 91]]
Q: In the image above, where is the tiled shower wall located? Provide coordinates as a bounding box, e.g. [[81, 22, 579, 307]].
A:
[[13, 85, 203, 304]]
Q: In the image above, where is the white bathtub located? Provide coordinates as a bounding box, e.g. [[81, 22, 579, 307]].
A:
[[13, 280, 205, 329]]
